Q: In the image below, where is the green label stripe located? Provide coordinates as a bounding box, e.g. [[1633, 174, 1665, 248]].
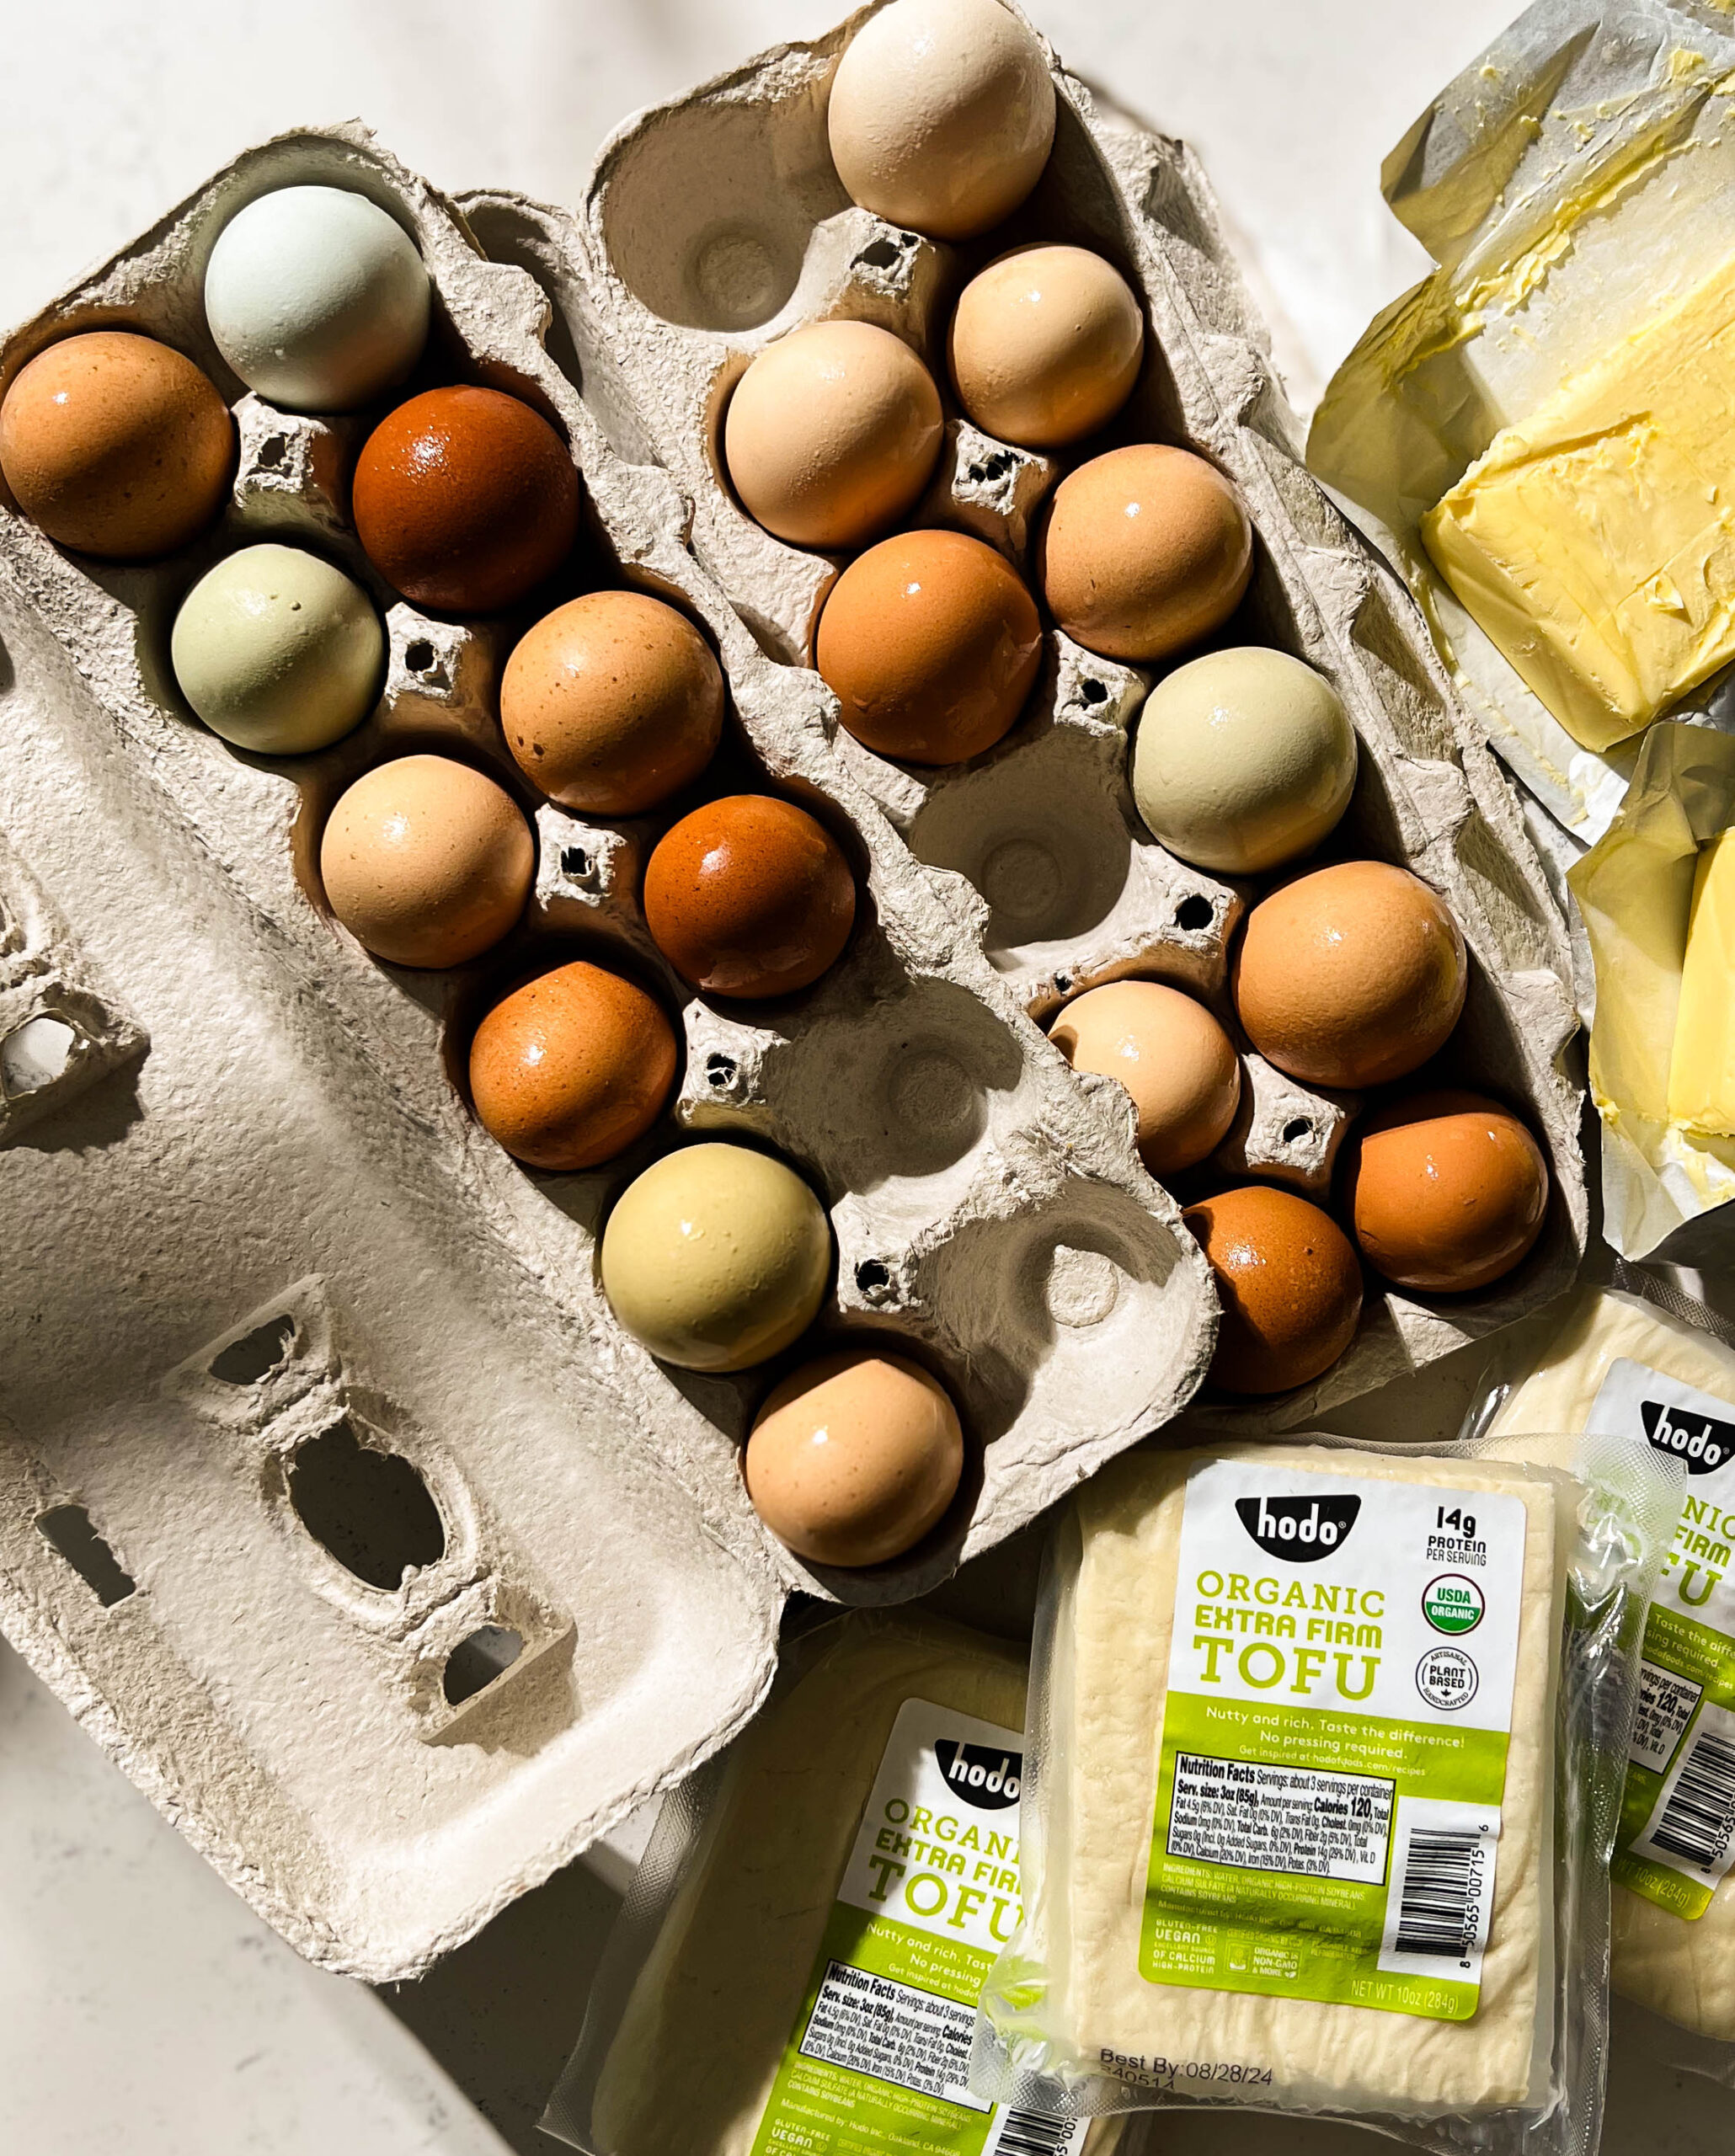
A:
[[1643, 1604, 1735, 1710], [1614, 1605, 1735, 1917], [1157, 1694, 1510, 1801]]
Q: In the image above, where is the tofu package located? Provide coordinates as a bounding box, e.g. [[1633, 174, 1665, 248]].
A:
[[969, 1439, 1677, 2152], [1469, 1278, 1735, 2057], [542, 1608, 1134, 2156]]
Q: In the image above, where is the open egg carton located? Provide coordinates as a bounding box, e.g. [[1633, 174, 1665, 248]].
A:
[[472, 0, 1588, 1432], [0, 120, 1220, 1978]]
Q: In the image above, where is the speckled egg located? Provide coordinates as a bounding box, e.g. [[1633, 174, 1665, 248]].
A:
[[320, 754, 534, 968], [1232, 862, 1467, 1091], [1039, 443, 1252, 664], [352, 385, 580, 613], [643, 794, 857, 999], [468, 960, 677, 1171], [501, 590, 724, 814], [1183, 1184, 1363, 1394], [170, 542, 383, 755], [723, 320, 942, 551], [948, 244, 1143, 449], [0, 330, 233, 559], [601, 1141, 832, 1371], [1049, 981, 1241, 1177], [745, 1348, 964, 1566], [827, 0, 1056, 240], [204, 185, 430, 412], [1345, 1090, 1550, 1294], [1130, 647, 1358, 875], [814, 528, 1040, 764]]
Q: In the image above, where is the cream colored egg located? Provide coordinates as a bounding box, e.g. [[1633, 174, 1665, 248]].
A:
[[948, 244, 1144, 450], [1049, 980, 1241, 1176]]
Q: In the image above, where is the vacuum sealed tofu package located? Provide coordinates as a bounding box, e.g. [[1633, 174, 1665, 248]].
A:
[[970, 1441, 1673, 2151], [544, 1609, 1129, 2156], [1475, 1283, 1735, 2048]]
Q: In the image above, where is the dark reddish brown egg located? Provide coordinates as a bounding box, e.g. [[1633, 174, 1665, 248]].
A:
[[643, 794, 857, 999], [1345, 1089, 1550, 1294], [1182, 1184, 1363, 1395], [352, 385, 580, 613]]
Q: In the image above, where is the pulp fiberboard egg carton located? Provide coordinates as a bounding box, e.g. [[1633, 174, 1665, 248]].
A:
[[0, 121, 1219, 1979], [465, 0, 1588, 1428]]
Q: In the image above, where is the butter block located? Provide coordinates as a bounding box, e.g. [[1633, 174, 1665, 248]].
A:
[[1423, 254, 1735, 752], [1668, 827, 1735, 1135]]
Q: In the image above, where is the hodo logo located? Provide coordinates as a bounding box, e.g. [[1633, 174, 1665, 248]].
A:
[[1640, 1399, 1735, 1476], [934, 1738, 1022, 1810], [1236, 1493, 1362, 1562]]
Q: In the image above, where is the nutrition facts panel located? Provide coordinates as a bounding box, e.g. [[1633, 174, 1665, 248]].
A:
[[798, 1960, 988, 2109], [1166, 1752, 1395, 1882]]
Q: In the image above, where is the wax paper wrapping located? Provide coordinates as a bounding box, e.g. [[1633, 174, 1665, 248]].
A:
[[1309, 0, 1735, 844], [1568, 722, 1735, 1255]]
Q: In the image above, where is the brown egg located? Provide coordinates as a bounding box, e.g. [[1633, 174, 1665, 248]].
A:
[[320, 754, 534, 968], [1050, 980, 1241, 1177], [468, 960, 677, 1171], [948, 244, 1145, 450], [1183, 1185, 1363, 1395], [501, 591, 724, 814], [814, 529, 1041, 764], [745, 1349, 964, 1566], [1345, 1090, 1550, 1294], [0, 330, 233, 559], [1233, 862, 1468, 1091], [643, 794, 857, 999], [1039, 443, 1252, 663], [722, 320, 943, 551], [352, 386, 580, 613]]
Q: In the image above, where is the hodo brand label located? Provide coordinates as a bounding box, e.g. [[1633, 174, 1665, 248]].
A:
[[1235, 1492, 1362, 1561], [1640, 1396, 1735, 1476], [934, 1738, 1021, 1810]]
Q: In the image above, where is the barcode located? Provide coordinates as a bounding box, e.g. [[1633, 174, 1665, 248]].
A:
[[989, 2107, 1082, 2156], [1391, 1828, 1483, 1956], [1650, 1729, 1735, 1868]]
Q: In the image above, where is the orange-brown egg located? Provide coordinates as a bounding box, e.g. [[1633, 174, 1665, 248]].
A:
[[1345, 1090, 1550, 1294], [1232, 862, 1467, 1091], [948, 244, 1144, 450], [1038, 443, 1252, 664], [1049, 981, 1240, 1177], [745, 1348, 964, 1566], [814, 528, 1041, 764], [501, 591, 724, 814], [468, 961, 678, 1171], [1183, 1185, 1363, 1394]]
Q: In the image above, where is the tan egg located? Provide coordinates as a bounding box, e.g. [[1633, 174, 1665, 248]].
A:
[[948, 244, 1144, 450], [1049, 981, 1240, 1177], [1232, 862, 1468, 1091], [1345, 1089, 1550, 1294], [501, 591, 724, 815], [723, 320, 942, 551], [1182, 1185, 1363, 1395], [468, 961, 678, 1171], [320, 754, 534, 969], [1039, 443, 1252, 663], [745, 1349, 964, 1566]]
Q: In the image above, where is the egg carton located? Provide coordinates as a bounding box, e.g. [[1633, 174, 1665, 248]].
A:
[[476, 0, 1588, 1432], [0, 122, 1218, 1980]]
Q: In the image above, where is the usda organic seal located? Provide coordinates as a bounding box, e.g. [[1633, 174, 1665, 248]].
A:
[[1423, 1573, 1486, 1636]]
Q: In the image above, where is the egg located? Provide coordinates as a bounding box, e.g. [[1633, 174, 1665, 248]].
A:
[[826, 0, 1055, 241], [320, 754, 533, 968], [643, 794, 857, 999], [1049, 981, 1241, 1177], [1130, 647, 1357, 875], [814, 528, 1040, 764], [1182, 1185, 1363, 1394], [352, 386, 580, 613], [500, 590, 724, 814], [203, 185, 430, 413], [170, 542, 383, 755], [601, 1141, 832, 1371], [723, 321, 942, 551], [0, 330, 233, 560], [1039, 443, 1252, 664], [1345, 1090, 1550, 1294], [468, 960, 677, 1171], [1232, 862, 1467, 1091], [745, 1348, 964, 1566], [948, 245, 1143, 450]]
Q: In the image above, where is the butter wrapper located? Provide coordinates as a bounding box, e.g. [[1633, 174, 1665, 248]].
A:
[[1309, 0, 1735, 842]]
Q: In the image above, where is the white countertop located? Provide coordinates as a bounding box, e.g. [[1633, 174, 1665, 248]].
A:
[[5, 4, 1730, 2152]]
